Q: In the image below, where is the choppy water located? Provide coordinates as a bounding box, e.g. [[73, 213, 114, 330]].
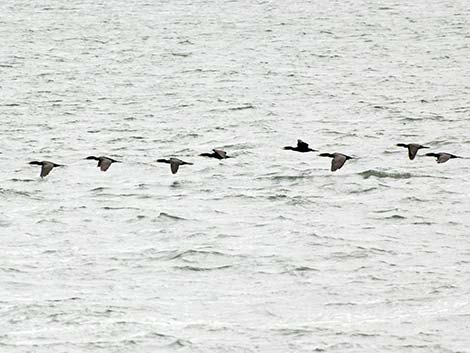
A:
[[1, 0, 470, 352]]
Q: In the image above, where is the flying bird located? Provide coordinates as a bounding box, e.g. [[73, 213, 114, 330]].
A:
[[283, 139, 317, 153], [396, 143, 429, 160], [29, 161, 64, 178], [85, 156, 121, 171], [319, 153, 354, 171], [157, 158, 193, 174], [424, 152, 464, 164], [200, 149, 231, 159]]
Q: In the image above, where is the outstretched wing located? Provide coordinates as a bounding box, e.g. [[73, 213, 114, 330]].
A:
[[437, 153, 451, 164], [331, 154, 347, 172], [170, 160, 180, 174], [41, 163, 54, 178], [99, 158, 112, 171], [213, 149, 226, 159], [297, 139, 309, 149], [408, 145, 419, 160]]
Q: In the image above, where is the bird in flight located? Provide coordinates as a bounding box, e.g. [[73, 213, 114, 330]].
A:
[[319, 153, 354, 171], [200, 149, 231, 159], [396, 143, 430, 160], [85, 156, 121, 171], [283, 139, 317, 153], [157, 158, 193, 174], [29, 161, 64, 178], [424, 152, 464, 164]]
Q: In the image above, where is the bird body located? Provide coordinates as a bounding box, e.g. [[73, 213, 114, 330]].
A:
[[86, 156, 121, 171], [29, 161, 63, 178], [319, 153, 353, 171], [157, 157, 193, 174], [397, 143, 429, 160], [425, 152, 463, 164], [200, 149, 230, 159], [284, 139, 317, 153]]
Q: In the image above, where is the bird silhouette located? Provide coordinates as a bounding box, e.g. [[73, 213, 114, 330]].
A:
[[85, 156, 121, 172], [319, 153, 354, 171], [29, 161, 64, 178], [157, 158, 193, 174], [396, 143, 429, 160], [424, 152, 464, 164], [283, 139, 317, 153], [200, 149, 231, 159]]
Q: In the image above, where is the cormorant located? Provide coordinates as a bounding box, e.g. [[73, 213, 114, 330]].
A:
[[29, 161, 63, 178], [319, 153, 354, 171], [424, 152, 463, 164], [85, 156, 121, 171], [157, 158, 193, 174], [283, 139, 317, 153], [200, 149, 230, 159], [396, 143, 429, 160]]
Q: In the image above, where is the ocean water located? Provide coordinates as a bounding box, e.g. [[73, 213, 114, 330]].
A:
[[1, 0, 470, 352]]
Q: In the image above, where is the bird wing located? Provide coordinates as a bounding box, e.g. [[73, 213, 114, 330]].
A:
[[100, 158, 112, 171], [408, 145, 420, 160], [170, 160, 181, 174], [213, 149, 226, 158], [41, 162, 54, 177], [297, 140, 309, 148], [331, 154, 347, 171], [437, 153, 451, 164]]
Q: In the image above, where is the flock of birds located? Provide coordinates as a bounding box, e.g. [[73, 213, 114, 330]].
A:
[[28, 140, 465, 178]]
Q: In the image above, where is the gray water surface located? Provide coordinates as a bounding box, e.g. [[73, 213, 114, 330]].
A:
[[1, 0, 470, 352]]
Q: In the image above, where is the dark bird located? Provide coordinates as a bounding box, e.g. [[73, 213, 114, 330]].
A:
[[283, 139, 317, 153], [29, 161, 64, 178], [157, 158, 193, 174], [396, 143, 429, 160], [319, 153, 354, 171], [424, 152, 464, 164], [200, 149, 231, 159], [85, 156, 121, 171]]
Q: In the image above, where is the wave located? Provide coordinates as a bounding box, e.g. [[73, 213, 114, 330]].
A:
[[175, 265, 232, 271], [167, 249, 228, 260], [358, 169, 415, 179], [157, 212, 187, 221], [228, 104, 255, 111], [0, 188, 33, 198]]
